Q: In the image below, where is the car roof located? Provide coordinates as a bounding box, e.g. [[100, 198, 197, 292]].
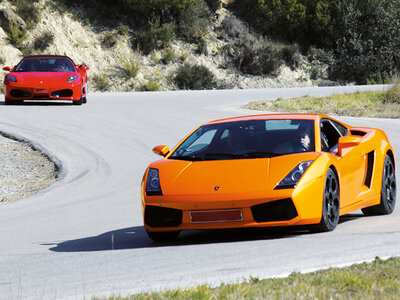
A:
[[205, 114, 329, 125], [21, 55, 76, 64]]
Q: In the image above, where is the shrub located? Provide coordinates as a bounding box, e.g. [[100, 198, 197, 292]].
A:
[[92, 74, 109, 92], [133, 21, 174, 55], [0, 56, 5, 65], [121, 56, 140, 78], [102, 31, 117, 48], [10, 0, 41, 29], [205, 0, 221, 12], [281, 44, 301, 69], [229, 38, 282, 76], [117, 25, 129, 36], [175, 0, 210, 42], [161, 48, 175, 64], [6, 22, 27, 46], [385, 81, 400, 104], [174, 64, 217, 90], [333, 0, 400, 84], [229, 0, 339, 48], [139, 81, 162, 91], [33, 31, 54, 52], [197, 38, 208, 55]]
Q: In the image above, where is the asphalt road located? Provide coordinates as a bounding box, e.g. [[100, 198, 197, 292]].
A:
[[0, 85, 399, 299]]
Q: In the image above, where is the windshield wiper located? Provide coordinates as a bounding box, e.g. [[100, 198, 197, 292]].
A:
[[235, 151, 281, 158], [170, 155, 205, 161]]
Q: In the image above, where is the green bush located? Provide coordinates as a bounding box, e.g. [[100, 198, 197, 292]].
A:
[[117, 25, 129, 36], [333, 0, 400, 84], [174, 64, 217, 90], [205, 0, 221, 12], [197, 38, 208, 55], [102, 31, 117, 48], [92, 74, 109, 91], [6, 22, 27, 46], [121, 57, 140, 78], [385, 81, 400, 104], [33, 31, 54, 52], [228, 38, 282, 76], [133, 21, 174, 54], [175, 0, 210, 42], [139, 80, 162, 91], [229, 0, 339, 48], [161, 48, 175, 64], [10, 0, 41, 29]]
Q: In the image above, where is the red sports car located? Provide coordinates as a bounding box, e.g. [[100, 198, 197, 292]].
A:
[[2, 55, 89, 105]]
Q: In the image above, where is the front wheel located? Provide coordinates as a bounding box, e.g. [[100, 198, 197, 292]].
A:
[[146, 230, 180, 242], [73, 96, 83, 105], [362, 155, 396, 215], [315, 168, 340, 232]]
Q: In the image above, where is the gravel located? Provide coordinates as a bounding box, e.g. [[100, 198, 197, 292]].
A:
[[0, 133, 58, 202]]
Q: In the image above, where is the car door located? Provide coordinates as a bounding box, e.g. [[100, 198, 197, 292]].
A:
[[320, 118, 365, 209]]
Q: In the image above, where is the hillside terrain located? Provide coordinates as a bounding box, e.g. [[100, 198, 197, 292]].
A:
[[0, 0, 333, 92]]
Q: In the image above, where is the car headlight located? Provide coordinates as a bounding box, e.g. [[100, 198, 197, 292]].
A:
[[275, 160, 313, 189], [8, 75, 17, 82], [67, 75, 78, 82], [146, 168, 162, 195]]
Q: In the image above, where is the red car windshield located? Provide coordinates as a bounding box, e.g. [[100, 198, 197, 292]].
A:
[[14, 58, 75, 72]]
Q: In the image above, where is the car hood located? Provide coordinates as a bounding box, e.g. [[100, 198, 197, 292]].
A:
[[150, 152, 320, 196], [11, 72, 79, 86]]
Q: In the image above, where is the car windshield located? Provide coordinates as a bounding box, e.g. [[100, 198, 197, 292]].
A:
[[170, 119, 315, 161], [14, 58, 75, 72]]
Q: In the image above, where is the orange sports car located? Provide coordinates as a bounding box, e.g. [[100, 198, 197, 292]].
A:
[[141, 114, 396, 241], [3, 55, 89, 105]]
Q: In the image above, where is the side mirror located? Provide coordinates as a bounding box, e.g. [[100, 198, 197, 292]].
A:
[[338, 136, 360, 156], [152, 145, 169, 157], [2, 66, 11, 72]]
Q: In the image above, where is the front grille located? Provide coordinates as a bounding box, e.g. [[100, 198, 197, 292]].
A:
[[51, 89, 73, 97], [10, 89, 32, 98], [145, 205, 182, 228], [251, 198, 298, 222]]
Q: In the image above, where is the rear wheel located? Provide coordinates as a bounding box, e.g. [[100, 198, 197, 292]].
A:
[[315, 168, 340, 232], [146, 230, 180, 242], [362, 155, 396, 215]]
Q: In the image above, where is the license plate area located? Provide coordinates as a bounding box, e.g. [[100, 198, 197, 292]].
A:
[[190, 209, 243, 223], [34, 88, 49, 94]]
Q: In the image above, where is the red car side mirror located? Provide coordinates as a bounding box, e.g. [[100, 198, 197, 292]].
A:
[[77, 65, 89, 71], [2, 66, 11, 72]]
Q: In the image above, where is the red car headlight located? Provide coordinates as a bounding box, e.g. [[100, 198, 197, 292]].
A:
[[8, 75, 17, 82], [67, 75, 78, 82]]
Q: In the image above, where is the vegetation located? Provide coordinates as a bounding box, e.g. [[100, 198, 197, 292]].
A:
[[121, 56, 140, 79], [161, 48, 175, 64], [138, 81, 162, 91], [247, 84, 400, 118], [6, 22, 28, 46], [229, 0, 400, 84], [33, 31, 55, 52], [101, 257, 400, 299], [102, 31, 118, 49], [10, 0, 41, 29], [133, 22, 174, 55], [174, 64, 217, 90], [92, 74, 110, 92]]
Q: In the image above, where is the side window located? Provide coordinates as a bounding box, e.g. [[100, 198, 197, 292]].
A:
[[320, 120, 342, 152], [331, 120, 348, 136]]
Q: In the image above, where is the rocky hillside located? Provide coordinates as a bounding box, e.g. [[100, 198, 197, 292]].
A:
[[0, 0, 333, 92]]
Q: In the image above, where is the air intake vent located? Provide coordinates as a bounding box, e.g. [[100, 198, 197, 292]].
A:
[[251, 198, 298, 223], [51, 89, 73, 97], [11, 89, 32, 98], [350, 130, 366, 137], [364, 151, 375, 187], [145, 205, 182, 228]]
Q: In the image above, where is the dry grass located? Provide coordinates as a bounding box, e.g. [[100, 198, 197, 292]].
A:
[[247, 87, 400, 118], [102, 257, 400, 300]]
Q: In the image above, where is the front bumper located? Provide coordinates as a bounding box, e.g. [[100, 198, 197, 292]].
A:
[[142, 176, 325, 232], [4, 83, 82, 101]]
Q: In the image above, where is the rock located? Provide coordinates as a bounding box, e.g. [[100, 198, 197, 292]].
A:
[[0, 7, 26, 34]]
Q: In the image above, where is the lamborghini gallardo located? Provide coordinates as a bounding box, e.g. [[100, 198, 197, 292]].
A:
[[141, 114, 396, 241]]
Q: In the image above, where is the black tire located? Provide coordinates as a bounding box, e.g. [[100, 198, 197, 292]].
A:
[[146, 230, 180, 242], [73, 96, 83, 105], [83, 97, 87, 104], [362, 155, 396, 216], [315, 168, 340, 232]]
